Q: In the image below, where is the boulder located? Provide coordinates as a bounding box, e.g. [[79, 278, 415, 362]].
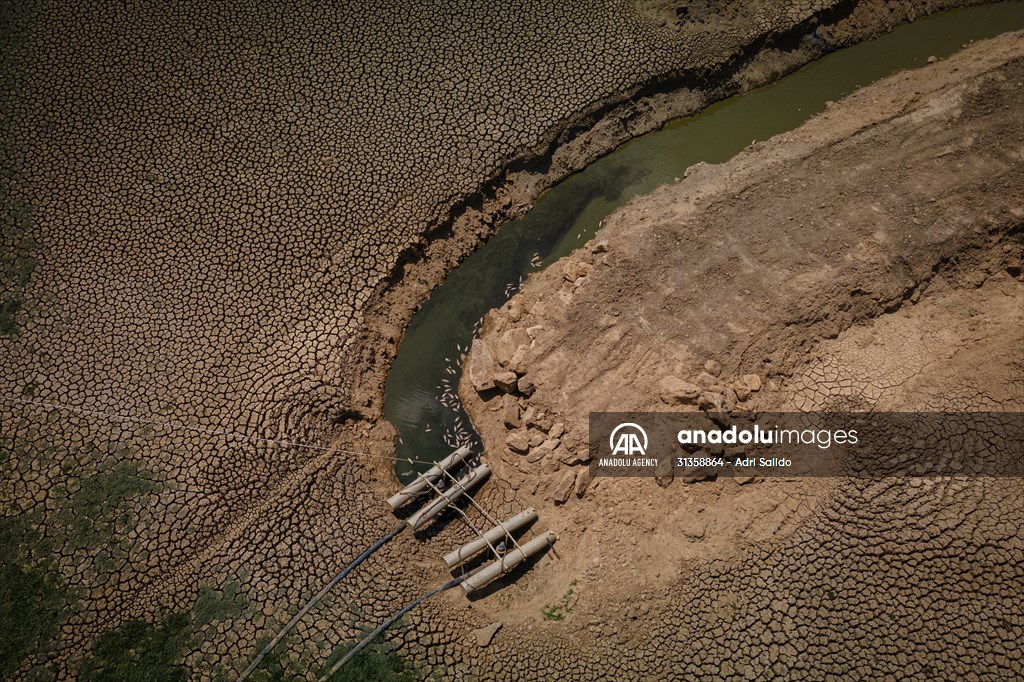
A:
[[525, 410, 552, 432], [527, 438, 559, 463], [501, 395, 521, 428], [696, 371, 720, 386], [574, 469, 592, 498], [660, 376, 701, 405], [551, 469, 577, 505], [704, 359, 723, 377], [506, 430, 529, 454], [468, 338, 498, 392], [493, 370, 519, 394], [742, 374, 762, 392], [508, 346, 530, 375], [492, 327, 532, 367], [517, 374, 538, 396], [730, 381, 751, 401]]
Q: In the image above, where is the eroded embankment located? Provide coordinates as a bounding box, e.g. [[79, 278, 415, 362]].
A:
[[458, 33, 1023, 679]]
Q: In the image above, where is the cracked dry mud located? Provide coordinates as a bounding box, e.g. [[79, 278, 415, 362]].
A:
[[463, 33, 1023, 679], [0, 0, 1020, 680]]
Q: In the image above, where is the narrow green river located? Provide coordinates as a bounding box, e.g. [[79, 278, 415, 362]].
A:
[[385, 1, 1024, 482]]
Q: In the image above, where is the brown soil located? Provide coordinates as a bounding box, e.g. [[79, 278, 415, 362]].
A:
[[461, 32, 1023, 678], [0, 0, 1016, 679]]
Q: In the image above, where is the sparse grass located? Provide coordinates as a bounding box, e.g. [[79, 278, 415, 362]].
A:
[[78, 579, 254, 681], [541, 579, 578, 622], [0, 292, 23, 336], [77, 614, 193, 682], [194, 580, 248, 626], [59, 461, 160, 547], [319, 635, 420, 682]]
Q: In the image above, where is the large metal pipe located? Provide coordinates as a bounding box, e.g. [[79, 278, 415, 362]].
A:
[[461, 531, 556, 594], [387, 446, 472, 510], [442, 508, 537, 569], [405, 464, 491, 531]]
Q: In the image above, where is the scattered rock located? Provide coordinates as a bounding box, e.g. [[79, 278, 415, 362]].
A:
[[508, 346, 530, 375], [506, 430, 529, 454], [524, 409, 550, 431], [699, 391, 726, 412], [518, 375, 538, 396], [531, 416, 553, 433], [574, 469, 592, 498], [659, 376, 701, 405], [927, 55, 938, 63], [473, 622, 502, 647], [679, 470, 716, 484], [730, 381, 751, 401], [492, 327, 531, 367], [742, 374, 762, 392], [551, 469, 577, 504], [549, 421, 565, 439], [527, 438, 560, 463], [695, 371, 720, 386], [501, 396, 521, 428], [556, 445, 584, 465], [590, 240, 609, 254], [563, 261, 593, 283], [704, 359, 722, 377], [528, 432, 546, 448]]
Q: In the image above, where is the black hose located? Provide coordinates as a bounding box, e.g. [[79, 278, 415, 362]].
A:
[[238, 521, 407, 681], [317, 574, 468, 681]]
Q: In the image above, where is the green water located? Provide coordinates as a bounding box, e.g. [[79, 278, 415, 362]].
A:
[[385, 2, 1024, 482]]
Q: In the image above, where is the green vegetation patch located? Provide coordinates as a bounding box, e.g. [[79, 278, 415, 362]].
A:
[[0, 516, 70, 679]]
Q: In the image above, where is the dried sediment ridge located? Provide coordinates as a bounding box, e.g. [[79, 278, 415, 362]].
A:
[[0, 0, 1011, 679], [463, 33, 1023, 678]]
